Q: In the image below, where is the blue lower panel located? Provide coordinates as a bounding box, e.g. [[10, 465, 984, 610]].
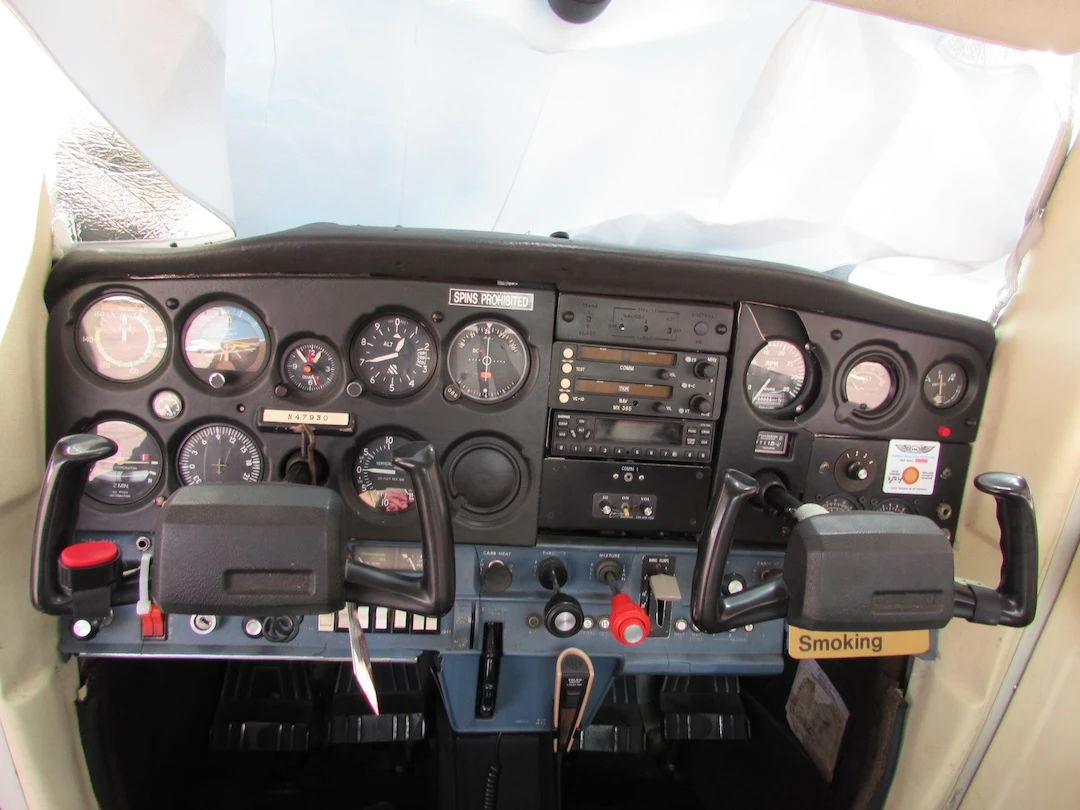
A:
[[61, 535, 784, 733]]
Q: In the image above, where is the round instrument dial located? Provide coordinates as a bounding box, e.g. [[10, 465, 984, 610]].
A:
[[282, 338, 340, 394], [447, 320, 530, 403], [844, 359, 896, 414], [85, 420, 163, 504], [76, 295, 168, 382], [923, 361, 967, 409], [178, 424, 263, 486], [183, 303, 269, 387], [821, 493, 859, 513], [353, 434, 416, 514], [745, 340, 807, 413], [876, 499, 913, 515], [352, 315, 436, 398]]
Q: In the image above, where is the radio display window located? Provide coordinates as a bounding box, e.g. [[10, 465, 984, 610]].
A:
[[577, 346, 677, 367], [575, 379, 674, 399], [594, 418, 683, 445]]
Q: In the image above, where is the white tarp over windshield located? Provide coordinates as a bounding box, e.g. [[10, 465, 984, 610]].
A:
[[8, 0, 1074, 318]]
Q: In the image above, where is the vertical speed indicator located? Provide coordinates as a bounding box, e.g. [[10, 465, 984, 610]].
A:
[[446, 320, 530, 403]]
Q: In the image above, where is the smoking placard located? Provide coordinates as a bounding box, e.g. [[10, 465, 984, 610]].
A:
[[882, 439, 940, 496], [788, 627, 931, 659]]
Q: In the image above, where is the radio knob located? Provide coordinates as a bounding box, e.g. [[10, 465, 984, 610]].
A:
[[599, 500, 613, 515], [653, 402, 671, 414], [640, 504, 654, 517], [694, 361, 717, 380], [657, 369, 675, 381], [689, 395, 712, 415]]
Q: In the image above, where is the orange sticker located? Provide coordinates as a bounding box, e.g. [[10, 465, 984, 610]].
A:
[[788, 627, 931, 659]]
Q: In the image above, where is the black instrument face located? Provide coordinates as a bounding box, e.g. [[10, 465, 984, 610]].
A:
[[85, 419, 162, 504], [281, 338, 340, 394], [353, 434, 416, 514], [447, 319, 530, 403], [745, 340, 807, 413], [875, 498, 913, 514], [182, 303, 269, 387], [76, 295, 168, 382], [924, 361, 967, 409], [352, 315, 435, 398], [177, 424, 263, 485], [821, 493, 858, 513]]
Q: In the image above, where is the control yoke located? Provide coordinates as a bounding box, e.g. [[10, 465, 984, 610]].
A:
[[690, 469, 1039, 633], [31, 434, 456, 621]]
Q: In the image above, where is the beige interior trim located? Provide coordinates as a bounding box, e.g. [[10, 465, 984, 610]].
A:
[[0, 185, 97, 810], [885, 148, 1080, 810], [823, 0, 1080, 53]]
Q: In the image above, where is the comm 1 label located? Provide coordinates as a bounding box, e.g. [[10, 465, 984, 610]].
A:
[[788, 627, 931, 659], [448, 288, 534, 311]]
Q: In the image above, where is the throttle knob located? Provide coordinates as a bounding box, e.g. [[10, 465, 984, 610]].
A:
[[544, 592, 584, 638], [609, 594, 649, 646]]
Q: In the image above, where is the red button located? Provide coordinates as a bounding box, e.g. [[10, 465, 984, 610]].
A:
[[140, 605, 166, 639], [59, 541, 119, 569]]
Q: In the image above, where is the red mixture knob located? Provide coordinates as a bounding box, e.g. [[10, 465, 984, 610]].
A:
[[608, 593, 649, 646]]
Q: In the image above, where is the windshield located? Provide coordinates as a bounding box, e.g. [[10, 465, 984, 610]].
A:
[[5, 0, 1076, 320]]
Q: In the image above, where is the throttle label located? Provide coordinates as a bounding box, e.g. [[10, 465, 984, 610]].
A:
[[788, 627, 931, 659]]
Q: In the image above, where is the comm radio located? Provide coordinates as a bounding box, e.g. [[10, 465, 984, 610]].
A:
[[549, 342, 725, 420]]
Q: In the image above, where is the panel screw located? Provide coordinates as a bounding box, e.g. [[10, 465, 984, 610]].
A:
[[716, 324, 728, 335], [165, 298, 179, 310], [830, 330, 843, 340], [432, 311, 444, 324], [562, 311, 575, 322], [818, 462, 830, 474], [940, 468, 952, 480]]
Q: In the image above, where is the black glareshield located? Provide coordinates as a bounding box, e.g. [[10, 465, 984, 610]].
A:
[[690, 469, 1039, 633]]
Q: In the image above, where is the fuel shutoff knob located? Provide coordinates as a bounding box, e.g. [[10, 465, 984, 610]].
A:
[[595, 559, 650, 646]]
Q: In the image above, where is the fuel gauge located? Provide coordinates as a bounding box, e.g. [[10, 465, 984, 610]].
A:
[[923, 361, 966, 409]]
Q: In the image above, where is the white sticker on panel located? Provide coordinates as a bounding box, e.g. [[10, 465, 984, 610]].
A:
[[882, 440, 940, 495]]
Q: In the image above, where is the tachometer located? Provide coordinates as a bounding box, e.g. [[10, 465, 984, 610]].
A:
[[352, 315, 435, 398], [745, 340, 807, 413], [282, 338, 340, 394], [85, 420, 163, 504], [353, 434, 416, 513], [177, 424, 263, 485], [76, 294, 168, 382], [182, 303, 269, 388], [447, 320, 530, 403]]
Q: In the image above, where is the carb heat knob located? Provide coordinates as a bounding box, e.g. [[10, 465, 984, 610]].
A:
[[481, 560, 513, 595]]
